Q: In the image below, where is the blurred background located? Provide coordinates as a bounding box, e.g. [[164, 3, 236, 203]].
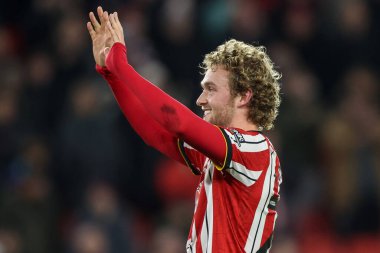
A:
[[0, 0, 380, 252]]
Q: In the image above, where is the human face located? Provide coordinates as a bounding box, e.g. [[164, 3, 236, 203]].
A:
[[196, 67, 236, 126]]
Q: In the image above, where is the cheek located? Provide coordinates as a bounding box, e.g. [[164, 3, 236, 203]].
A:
[[217, 94, 233, 107], [209, 91, 233, 108]]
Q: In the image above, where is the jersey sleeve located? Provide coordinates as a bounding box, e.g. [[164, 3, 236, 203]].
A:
[[96, 64, 185, 164], [176, 126, 233, 175], [105, 43, 228, 168], [216, 128, 271, 187], [177, 139, 207, 175]]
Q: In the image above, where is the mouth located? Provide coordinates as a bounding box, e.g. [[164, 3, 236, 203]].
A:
[[202, 108, 211, 118]]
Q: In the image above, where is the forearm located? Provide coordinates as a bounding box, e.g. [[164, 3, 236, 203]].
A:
[[105, 44, 192, 136], [97, 65, 182, 162], [105, 43, 227, 164]]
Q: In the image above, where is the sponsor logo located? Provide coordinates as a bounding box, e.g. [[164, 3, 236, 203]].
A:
[[232, 129, 245, 147]]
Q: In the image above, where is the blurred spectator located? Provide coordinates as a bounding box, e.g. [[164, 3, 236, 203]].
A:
[[230, 0, 270, 42], [0, 228, 23, 253], [65, 182, 133, 253], [277, 67, 323, 199], [319, 66, 380, 235], [281, 0, 318, 43], [0, 86, 21, 174], [69, 223, 110, 253], [1, 0, 380, 251], [55, 78, 126, 206], [0, 135, 58, 253], [18, 51, 56, 133], [53, 12, 88, 69], [158, 0, 196, 45], [149, 226, 184, 253]]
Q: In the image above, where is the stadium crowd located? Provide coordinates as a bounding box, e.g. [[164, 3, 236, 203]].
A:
[[0, 0, 379, 252]]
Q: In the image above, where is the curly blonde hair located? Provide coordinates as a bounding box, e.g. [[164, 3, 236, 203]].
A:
[[201, 39, 281, 130]]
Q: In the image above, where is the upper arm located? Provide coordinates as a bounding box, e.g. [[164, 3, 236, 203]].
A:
[[178, 118, 230, 170]]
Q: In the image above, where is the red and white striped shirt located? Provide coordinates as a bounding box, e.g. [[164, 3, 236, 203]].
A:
[[100, 43, 282, 252], [178, 127, 282, 253]]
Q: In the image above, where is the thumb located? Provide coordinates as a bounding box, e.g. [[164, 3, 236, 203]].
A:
[[103, 47, 110, 56], [102, 47, 110, 62]]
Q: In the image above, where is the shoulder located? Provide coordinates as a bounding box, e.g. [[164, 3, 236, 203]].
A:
[[221, 127, 269, 152]]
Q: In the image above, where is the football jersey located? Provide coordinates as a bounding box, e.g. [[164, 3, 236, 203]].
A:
[[178, 127, 282, 253]]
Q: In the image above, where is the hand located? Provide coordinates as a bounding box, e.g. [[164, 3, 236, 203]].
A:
[[87, 6, 112, 66], [106, 12, 126, 46]]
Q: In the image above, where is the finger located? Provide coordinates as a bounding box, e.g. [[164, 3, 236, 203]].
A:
[[102, 11, 110, 26], [97, 6, 104, 21], [89, 12, 101, 31], [86, 22, 96, 40], [109, 13, 118, 31], [107, 21, 119, 42], [98, 6, 107, 28], [114, 12, 123, 31], [110, 13, 121, 40]]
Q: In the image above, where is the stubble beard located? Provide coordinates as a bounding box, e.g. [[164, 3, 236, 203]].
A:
[[206, 103, 235, 127]]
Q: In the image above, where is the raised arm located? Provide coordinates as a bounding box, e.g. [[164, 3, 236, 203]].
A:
[[87, 7, 183, 162], [97, 66, 185, 162], [105, 12, 228, 167]]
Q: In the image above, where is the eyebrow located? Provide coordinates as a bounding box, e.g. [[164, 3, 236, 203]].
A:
[[200, 81, 216, 89]]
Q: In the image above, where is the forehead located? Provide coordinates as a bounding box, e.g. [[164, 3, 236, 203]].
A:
[[201, 67, 230, 89]]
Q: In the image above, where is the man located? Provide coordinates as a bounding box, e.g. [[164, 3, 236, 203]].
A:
[[87, 6, 282, 253]]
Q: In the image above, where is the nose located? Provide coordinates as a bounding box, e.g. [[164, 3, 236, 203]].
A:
[[196, 90, 207, 106]]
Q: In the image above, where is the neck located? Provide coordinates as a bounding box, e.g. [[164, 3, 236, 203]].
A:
[[226, 104, 259, 131], [229, 122, 259, 131], [226, 100, 260, 131], [229, 114, 259, 131]]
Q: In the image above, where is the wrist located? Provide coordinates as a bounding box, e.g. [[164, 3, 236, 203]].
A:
[[96, 64, 110, 75]]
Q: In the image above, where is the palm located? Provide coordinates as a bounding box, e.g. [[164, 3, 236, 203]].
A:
[[87, 7, 111, 66], [92, 28, 109, 66]]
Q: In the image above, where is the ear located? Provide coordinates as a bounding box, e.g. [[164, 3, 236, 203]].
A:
[[237, 89, 253, 107]]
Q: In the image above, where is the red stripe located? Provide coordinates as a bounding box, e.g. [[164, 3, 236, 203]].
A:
[[182, 129, 281, 252], [260, 209, 276, 247], [194, 185, 207, 253]]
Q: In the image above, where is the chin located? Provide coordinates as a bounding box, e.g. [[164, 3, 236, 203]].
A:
[[203, 115, 210, 122], [206, 118, 217, 125]]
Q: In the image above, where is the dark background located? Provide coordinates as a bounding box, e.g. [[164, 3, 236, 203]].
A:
[[0, 0, 380, 252]]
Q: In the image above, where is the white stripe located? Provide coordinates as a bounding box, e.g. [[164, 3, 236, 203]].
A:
[[266, 212, 278, 253], [228, 161, 262, 187], [252, 155, 276, 251], [186, 221, 197, 253], [188, 170, 205, 253], [200, 220, 208, 253], [191, 184, 203, 253], [244, 149, 276, 253], [186, 238, 193, 253], [200, 160, 214, 253], [192, 221, 197, 253], [224, 131, 268, 152], [239, 133, 267, 143], [224, 131, 267, 143], [184, 142, 196, 150], [233, 141, 268, 153], [206, 164, 213, 253]]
